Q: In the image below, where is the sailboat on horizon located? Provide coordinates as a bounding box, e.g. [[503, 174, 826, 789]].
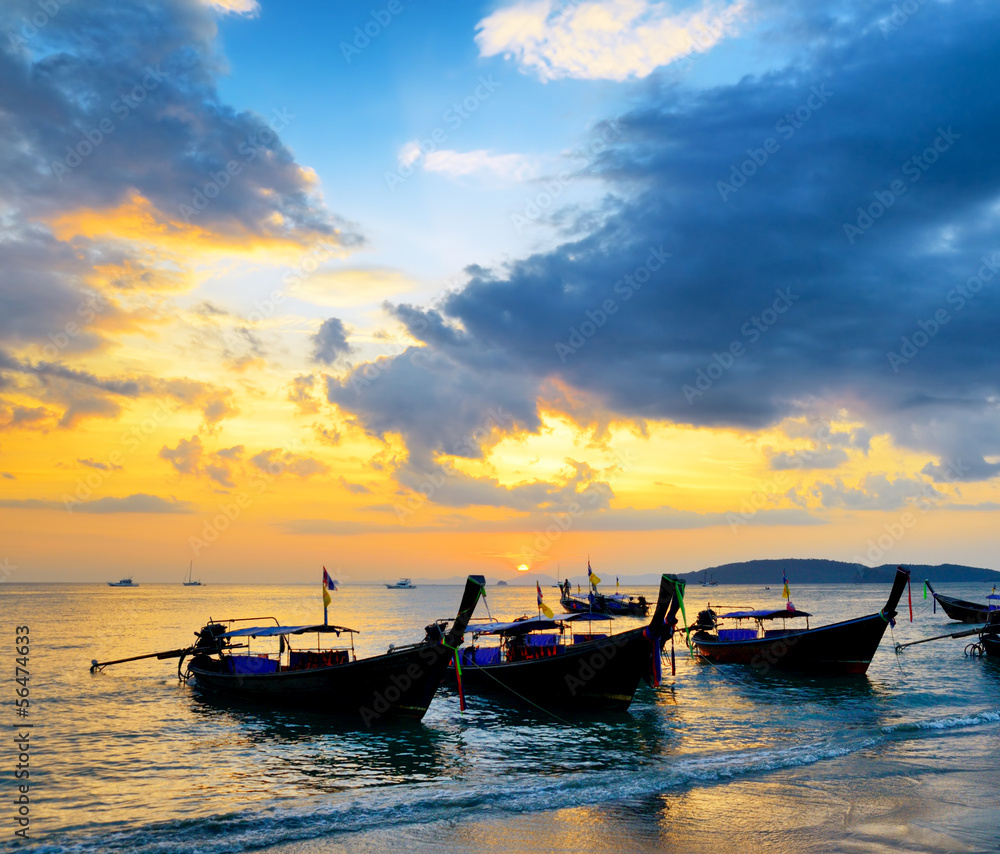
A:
[[183, 561, 202, 587]]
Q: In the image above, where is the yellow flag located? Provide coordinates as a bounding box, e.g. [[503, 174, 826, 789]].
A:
[[588, 561, 601, 586], [323, 567, 335, 608], [536, 582, 554, 618]]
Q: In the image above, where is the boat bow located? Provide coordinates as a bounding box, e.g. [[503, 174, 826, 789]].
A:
[[882, 566, 911, 623], [648, 573, 683, 640], [444, 574, 487, 649]]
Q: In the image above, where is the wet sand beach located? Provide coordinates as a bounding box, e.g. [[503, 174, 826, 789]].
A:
[[260, 727, 998, 854]]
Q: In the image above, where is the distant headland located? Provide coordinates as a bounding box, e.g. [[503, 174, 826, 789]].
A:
[[676, 558, 999, 585]]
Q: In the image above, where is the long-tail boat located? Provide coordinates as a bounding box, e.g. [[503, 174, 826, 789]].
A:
[[675, 567, 911, 675], [979, 624, 1000, 657], [452, 574, 680, 711], [923, 580, 998, 623], [557, 579, 650, 617], [92, 575, 485, 725]]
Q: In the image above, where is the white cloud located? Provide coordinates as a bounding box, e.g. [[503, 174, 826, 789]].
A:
[[475, 0, 748, 82], [422, 149, 538, 182], [202, 0, 260, 15], [398, 140, 424, 169]]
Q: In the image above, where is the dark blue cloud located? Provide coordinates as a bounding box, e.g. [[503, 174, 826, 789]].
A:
[[0, 0, 358, 241], [311, 318, 353, 365], [332, 0, 1000, 485], [0, 0, 361, 427]]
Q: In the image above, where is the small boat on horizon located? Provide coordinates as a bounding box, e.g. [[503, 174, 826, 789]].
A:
[[701, 570, 719, 587], [183, 561, 202, 587], [924, 580, 998, 623], [107, 577, 138, 587], [674, 566, 911, 675], [386, 578, 416, 589]]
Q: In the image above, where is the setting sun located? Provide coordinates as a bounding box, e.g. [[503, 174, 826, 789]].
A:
[[517, 564, 529, 572]]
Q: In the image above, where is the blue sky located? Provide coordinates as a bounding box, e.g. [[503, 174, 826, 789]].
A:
[[210, 0, 774, 304]]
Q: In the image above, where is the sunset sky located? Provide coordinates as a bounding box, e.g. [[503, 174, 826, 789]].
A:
[[2, 0, 999, 583]]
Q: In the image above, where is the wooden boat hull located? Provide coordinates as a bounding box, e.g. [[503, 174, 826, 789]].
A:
[[559, 594, 649, 617], [189, 641, 454, 723], [560, 595, 593, 613], [687, 568, 910, 676], [980, 632, 1000, 657], [692, 613, 894, 675], [453, 627, 658, 711], [924, 581, 991, 623]]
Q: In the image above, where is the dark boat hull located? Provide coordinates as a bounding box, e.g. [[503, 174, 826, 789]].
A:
[[189, 642, 454, 723], [559, 594, 649, 617], [453, 628, 657, 711], [981, 632, 1000, 657], [692, 612, 895, 675], [925, 582, 992, 623], [560, 595, 592, 613]]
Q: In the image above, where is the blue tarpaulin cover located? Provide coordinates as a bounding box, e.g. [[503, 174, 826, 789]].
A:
[[718, 608, 811, 620], [226, 654, 279, 674], [220, 624, 357, 639]]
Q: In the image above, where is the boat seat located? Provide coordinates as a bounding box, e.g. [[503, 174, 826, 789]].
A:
[[226, 654, 279, 675], [717, 628, 757, 642], [763, 629, 793, 637], [288, 650, 350, 670]]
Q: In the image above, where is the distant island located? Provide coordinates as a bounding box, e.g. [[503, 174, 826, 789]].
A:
[[676, 558, 1000, 585], [496, 580, 508, 586]]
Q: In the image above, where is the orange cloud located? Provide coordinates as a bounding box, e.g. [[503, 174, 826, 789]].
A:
[[46, 191, 342, 265]]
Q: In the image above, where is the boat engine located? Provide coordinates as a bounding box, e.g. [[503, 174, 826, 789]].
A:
[[423, 621, 447, 643], [694, 607, 718, 631], [194, 622, 228, 652]]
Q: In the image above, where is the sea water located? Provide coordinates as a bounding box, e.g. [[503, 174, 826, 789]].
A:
[[1, 580, 998, 853]]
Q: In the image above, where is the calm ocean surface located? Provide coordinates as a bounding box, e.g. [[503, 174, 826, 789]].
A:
[[2, 580, 999, 853]]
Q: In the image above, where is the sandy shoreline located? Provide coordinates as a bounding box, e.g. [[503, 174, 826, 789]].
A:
[[255, 730, 997, 854]]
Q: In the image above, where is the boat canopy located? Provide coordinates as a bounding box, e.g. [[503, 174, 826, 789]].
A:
[[719, 608, 812, 620], [468, 612, 613, 636], [220, 624, 358, 639]]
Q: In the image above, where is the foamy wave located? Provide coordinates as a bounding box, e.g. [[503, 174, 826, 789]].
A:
[[882, 709, 1000, 734], [35, 736, 893, 854], [40, 711, 1000, 854]]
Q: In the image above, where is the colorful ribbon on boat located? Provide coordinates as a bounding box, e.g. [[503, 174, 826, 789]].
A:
[[923, 580, 928, 600], [674, 579, 694, 656], [444, 642, 466, 712], [907, 575, 913, 622]]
